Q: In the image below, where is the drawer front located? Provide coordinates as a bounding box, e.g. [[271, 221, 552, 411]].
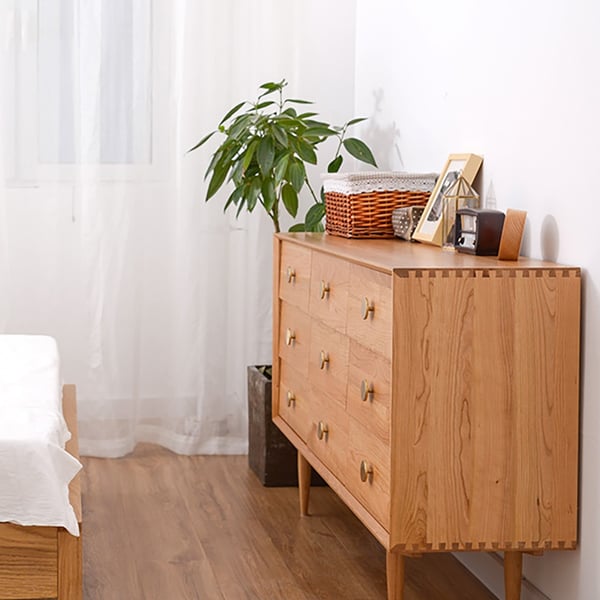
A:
[[309, 252, 350, 333], [347, 264, 392, 359], [346, 340, 391, 445], [346, 419, 391, 530], [279, 360, 313, 442], [279, 303, 310, 377], [306, 396, 349, 477], [308, 318, 349, 410], [279, 242, 311, 311]]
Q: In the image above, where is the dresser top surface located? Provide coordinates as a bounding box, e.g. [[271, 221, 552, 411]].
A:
[[276, 233, 579, 274]]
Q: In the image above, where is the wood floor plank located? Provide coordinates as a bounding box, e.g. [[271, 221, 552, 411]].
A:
[[81, 444, 497, 599]]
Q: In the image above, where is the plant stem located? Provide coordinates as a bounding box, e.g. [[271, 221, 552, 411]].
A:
[[272, 197, 281, 233], [304, 176, 320, 204]]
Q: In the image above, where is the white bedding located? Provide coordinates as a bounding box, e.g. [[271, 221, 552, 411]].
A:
[[0, 335, 81, 536]]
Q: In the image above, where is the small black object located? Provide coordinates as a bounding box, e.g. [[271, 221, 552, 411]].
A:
[[454, 208, 506, 256]]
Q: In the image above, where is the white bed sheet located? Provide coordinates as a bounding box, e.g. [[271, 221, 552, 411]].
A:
[[0, 335, 81, 536]]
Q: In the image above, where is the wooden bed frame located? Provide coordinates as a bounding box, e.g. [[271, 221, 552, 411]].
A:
[[0, 384, 82, 600]]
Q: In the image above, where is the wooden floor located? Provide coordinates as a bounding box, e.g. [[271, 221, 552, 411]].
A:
[[81, 444, 497, 600]]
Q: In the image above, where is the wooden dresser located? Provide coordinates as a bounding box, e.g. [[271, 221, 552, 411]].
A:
[[272, 233, 580, 600]]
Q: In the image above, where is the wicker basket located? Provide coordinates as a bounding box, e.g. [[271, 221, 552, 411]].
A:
[[323, 172, 437, 238]]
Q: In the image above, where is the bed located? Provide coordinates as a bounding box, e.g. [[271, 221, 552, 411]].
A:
[[0, 336, 82, 600]]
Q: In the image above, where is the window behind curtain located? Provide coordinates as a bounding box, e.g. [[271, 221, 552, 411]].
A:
[[38, 0, 152, 165], [3, 0, 162, 181]]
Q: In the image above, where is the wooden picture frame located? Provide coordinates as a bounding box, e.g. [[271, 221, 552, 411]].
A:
[[412, 153, 483, 246]]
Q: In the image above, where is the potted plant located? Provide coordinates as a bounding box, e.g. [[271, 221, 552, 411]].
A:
[[189, 79, 377, 232], [189, 79, 377, 485]]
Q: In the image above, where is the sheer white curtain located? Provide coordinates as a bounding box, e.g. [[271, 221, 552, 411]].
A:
[[0, 0, 357, 457]]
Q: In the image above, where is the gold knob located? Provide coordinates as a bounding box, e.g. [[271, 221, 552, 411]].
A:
[[360, 460, 373, 483], [285, 329, 295, 346], [361, 297, 374, 320], [319, 350, 330, 370], [361, 380, 374, 402], [286, 266, 296, 283], [320, 280, 330, 299], [317, 421, 329, 440], [287, 391, 296, 407]]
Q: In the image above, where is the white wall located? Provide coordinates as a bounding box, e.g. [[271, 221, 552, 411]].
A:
[[355, 1, 600, 598]]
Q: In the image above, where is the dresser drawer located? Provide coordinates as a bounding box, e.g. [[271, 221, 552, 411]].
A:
[[279, 242, 311, 311], [346, 340, 391, 444], [346, 418, 391, 530], [347, 264, 392, 359], [308, 252, 350, 333], [308, 318, 349, 409], [279, 303, 310, 377], [278, 360, 313, 442], [306, 398, 349, 477]]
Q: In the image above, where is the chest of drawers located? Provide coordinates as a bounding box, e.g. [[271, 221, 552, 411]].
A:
[[272, 233, 580, 600]]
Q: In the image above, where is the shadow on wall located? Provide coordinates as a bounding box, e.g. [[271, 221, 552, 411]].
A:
[[362, 88, 402, 170], [541, 214, 560, 262]]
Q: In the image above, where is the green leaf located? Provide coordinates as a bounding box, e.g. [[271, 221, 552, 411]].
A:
[[281, 183, 298, 218], [282, 107, 297, 118], [288, 223, 306, 232], [328, 155, 343, 173], [261, 179, 276, 212], [285, 98, 313, 105], [188, 130, 216, 153], [246, 178, 262, 212], [275, 117, 301, 128], [296, 112, 319, 120], [346, 117, 367, 127], [287, 160, 305, 192], [303, 126, 337, 138], [343, 138, 377, 167], [254, 100, 275, 110], [257, 136, 275, 176], [219, 102, 246, 126], [273, 154, 289, 184], [259, 80, 285, 92], [229, 159, 245, 186], [271, 125, 288, 147], [305, 203, 326, 230], [204, 148, 222, 179], [228, 114, 254, 140], [224, 185, 245, 211], [302, 119, 329, 129], [295, 139, 318, 164], [242, 139, 259, 172], [206, 163, 229, 200]]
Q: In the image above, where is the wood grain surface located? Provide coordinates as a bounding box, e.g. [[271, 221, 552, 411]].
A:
[[81, 444, 497, 600]]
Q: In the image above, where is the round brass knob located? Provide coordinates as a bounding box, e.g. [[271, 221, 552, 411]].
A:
[[285, 329, 296, 346], [361, 380, 374, 402], [317, 421, 329, 440], [361, 297, 375, 320], [319, 350, 330, 370], [360, 460, 373, 483], [320, 280, 330, 299], [287, 391, 296, 407], [286, 266, 296, 283]]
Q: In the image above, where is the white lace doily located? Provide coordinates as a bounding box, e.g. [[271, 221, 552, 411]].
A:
[[322, 171, 438, 195]]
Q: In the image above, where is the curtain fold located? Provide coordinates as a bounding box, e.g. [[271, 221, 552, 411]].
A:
[[0, 0, 356, 457]]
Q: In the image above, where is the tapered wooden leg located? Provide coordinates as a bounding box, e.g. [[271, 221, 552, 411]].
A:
[[298, 451, 311, 516], [504, 551, 523, 600], [386, 550, 405, 600]]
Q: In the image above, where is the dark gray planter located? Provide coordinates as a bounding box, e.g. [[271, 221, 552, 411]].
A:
[[247, 365, 324, 487]]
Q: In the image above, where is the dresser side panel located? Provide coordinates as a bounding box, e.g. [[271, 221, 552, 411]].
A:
[[390, 269, 580, 552]]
